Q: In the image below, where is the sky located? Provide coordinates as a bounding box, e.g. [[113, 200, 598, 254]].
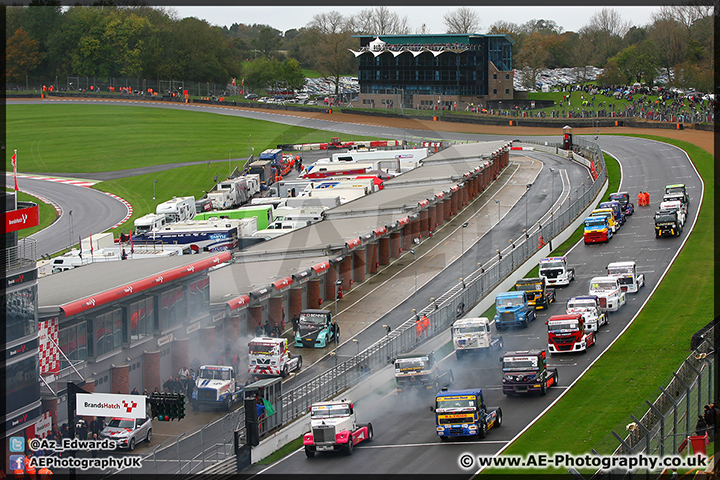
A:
[[170, 6, 661, 34]]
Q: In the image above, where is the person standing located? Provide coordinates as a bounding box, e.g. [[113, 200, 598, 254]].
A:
[[696, 415, 708, 436], [292, 315, 300, 336]]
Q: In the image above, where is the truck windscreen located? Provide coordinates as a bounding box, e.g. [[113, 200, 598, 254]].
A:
[[515, 283, 540, 291], [436, 398, 476, 409], [540, 261, 563, 270], [454, 326, 486, 335], [585, 219, 606, 228], [548, 321, 579, 332], [299, 314, 326, 326], [498, 297, 523, 307], [395, 358, 428, 371], [502, 357, 538, 371], [655, 213, 677, 223], [590, 281, 617, 290]]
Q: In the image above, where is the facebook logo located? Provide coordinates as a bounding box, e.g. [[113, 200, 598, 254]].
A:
[[9, 455, 25, 471], [9, 437, 25, 452]]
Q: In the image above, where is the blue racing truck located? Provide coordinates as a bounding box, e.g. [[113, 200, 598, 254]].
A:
[[433, 388, 502, 440], [294, 309, 337, 348], [493, 291, 536, 330]]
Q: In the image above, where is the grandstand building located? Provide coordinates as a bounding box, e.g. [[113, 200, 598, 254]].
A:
[[351, 33, 515, 111]]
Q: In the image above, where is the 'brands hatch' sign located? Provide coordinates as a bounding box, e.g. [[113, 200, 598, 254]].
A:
[[76, 393, 147, 419]]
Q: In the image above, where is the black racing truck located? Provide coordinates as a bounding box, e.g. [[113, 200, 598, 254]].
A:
[[501, 349, 558, 396], [514, 277, 556, 310], [394, 351, 454, 394], [654, 209, 682, 238]]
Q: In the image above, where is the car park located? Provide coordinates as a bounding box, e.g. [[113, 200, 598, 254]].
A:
[[99, 417, 152, 450]]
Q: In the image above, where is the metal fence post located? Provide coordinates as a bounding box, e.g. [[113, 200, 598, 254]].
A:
[[645, 401, 664, 456], [659, 386, 679, 454], [201, 425, 206, 471], [176, 432, 185, 474]]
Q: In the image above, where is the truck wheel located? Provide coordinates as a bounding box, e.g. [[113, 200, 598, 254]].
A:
[[541, 380, 548, 396], [554, 369, 559, 386], [282, 365, 289, 378], [296, 357, 303, 371], [478, 421, 487, 439], [455, 350, 464, 360], [305, 447, 315, 458], [225, 396, 233, 411], [343, 439, 354, 455], [495, 410, 502, 427], [365, 423, 373, 442], [498, 336, 504, 349]]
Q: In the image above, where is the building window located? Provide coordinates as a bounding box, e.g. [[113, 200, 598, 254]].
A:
[[6, 356, 40, 413], [59, 321, 87, 370], [187, 277, 209, 320], [127, 297, 154, 343], [89, 308, 122, 358], [493, 89, 497, 94], [493, 74, 497, 79], [159, 286, 186, 331], [4, 286, 38, 343], [505, 89, 510, 95], [506, 74, 510, 79]]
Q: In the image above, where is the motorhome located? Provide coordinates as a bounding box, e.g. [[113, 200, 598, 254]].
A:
[[134, 213, 167, 234], [156, 196, 196, 223]]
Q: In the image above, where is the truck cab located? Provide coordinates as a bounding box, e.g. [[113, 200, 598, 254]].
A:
[[608, 191, 634, 216], [434, 388, 502, 440], [546, 313, 595, 354], [294, 309, 335, 348], [607, 261, 645, 293], [598, 200, 625, 226], [590, 208, 618, 233], [665, 184, 689, 208], [514, 277, 555, 310], [394, 351, 453, 394], [451, 317, 503, 359], [134, 213, 167, 235], [303, 400, 373, 457], [588, 276, 626, 312], [654, 209, 682, 238], [501, 349, 558, 395], [248, 337, 302, 377], [566, 295, 607, 332], [494, 291, 536, 329], [583, 216, 612, 244], [190, 365, 243, 411], [538, 256, 575, 287], [659, 200, 686, 226]]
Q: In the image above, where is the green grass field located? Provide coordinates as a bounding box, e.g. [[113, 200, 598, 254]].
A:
[[482, 136, 714, 475]]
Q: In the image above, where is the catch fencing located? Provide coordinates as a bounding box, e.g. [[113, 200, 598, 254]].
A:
[[115, 139, 607, 475], [586, 325, 715, 479]]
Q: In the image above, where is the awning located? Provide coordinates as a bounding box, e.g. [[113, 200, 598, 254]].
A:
[[61, 252, 232, 317], [397, 216, 410, 226], [374, 226, 387, 237], [272, 276, 293, 291], [226, 294, 251, 311], [418, 199, 429, 208], [346, 237, 361, 249], [311, 261, 330, 274]]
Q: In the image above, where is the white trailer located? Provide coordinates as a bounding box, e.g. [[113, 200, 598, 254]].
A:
[[307, 187, 366, 204], [217, 177, 251, 208], [243, 174, 261, 197], [207, 190, 233, 210], [156, 196, 196, 223]]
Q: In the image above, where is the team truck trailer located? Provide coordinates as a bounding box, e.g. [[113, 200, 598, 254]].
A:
[[451, 317, 503, 359], [546, 313, 596, 354], [303, 400, 373, 457], [156, 196, 196, 223], [433, 388, 502, 440]]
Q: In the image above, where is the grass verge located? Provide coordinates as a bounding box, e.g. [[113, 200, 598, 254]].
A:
[[6, 188, 59, 238], [481, 136, 714, 475]]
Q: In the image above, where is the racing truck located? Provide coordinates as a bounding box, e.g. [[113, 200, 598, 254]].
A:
[[433, 388, 502, 440], [665, 183, 689, 208], [451, 317, 503, 359], [494, 291, 536, 329], [514, 277, 556, 310], [599, 200, 625, 226], [248, 337, 302, 377], [588, 276, 627, 312], [546, 313, 595, 354], [566, 295, 607, 332], [501, 349, 558, 396], [659, 199, 686, 227], [590, 208, 618, 234], [608, 191, 634, 216], [538, 256, 575, 287], [583, 216, 612, 244], [191, 365, 244, 411], [607, 261, 645, 293], [303, 400, 373, 457], [294, 309, 336, 348], [654, 209, 682, 238], [394, 351, 454, 394]]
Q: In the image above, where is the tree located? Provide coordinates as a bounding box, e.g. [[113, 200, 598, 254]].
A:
[[6, 28, 43, 83], [579, 8, 630, 66], [306, 11, 357, 97], [251, 27, 282, 59], [353, 6, 409, 35], [515, 32, 552, 90], [443, 7, 481, 34]]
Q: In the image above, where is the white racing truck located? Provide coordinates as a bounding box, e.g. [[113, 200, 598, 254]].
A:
[[607, 261, 645, 294], [538, 256, 575, 287], [566, 295, 607, 332], [190, 365, 244, 411], [248, 337, 302, 378], [451, 317, 503, 359], [303, 400, 373, 457], [588, 276, 626, 312]]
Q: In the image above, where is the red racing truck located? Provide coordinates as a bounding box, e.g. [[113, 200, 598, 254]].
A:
[[546, 313, 595, 354]]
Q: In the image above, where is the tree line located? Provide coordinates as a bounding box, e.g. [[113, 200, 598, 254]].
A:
[[5, 4, 715, 94]]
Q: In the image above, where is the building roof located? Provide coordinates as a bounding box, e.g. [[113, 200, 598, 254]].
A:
[[353, 33, 515, 45], [38, 252, 231, 315]]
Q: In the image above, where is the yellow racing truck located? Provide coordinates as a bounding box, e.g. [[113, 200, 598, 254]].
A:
[[514, 277, 556, 310]]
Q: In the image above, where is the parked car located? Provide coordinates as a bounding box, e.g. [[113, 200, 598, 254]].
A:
[[244, 93, 258, 100], [99, 417, 152, 450]]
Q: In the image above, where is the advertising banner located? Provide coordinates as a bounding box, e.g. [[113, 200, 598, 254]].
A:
[[76, 393, 147, 419]]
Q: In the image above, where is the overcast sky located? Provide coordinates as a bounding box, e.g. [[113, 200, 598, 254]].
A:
[[171, 6, 660, 34]]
